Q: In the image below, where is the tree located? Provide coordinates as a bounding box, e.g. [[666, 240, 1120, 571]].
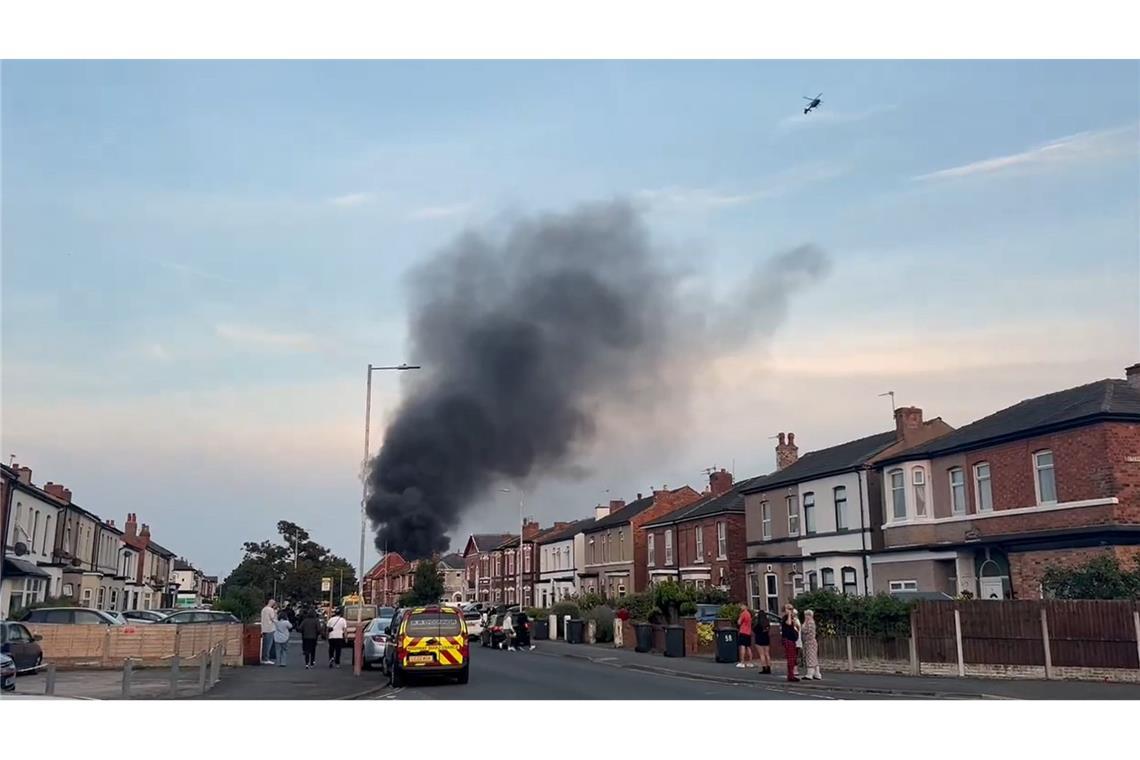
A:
[[1041, 554, 1140, 600], [399, 560, 445, 607]]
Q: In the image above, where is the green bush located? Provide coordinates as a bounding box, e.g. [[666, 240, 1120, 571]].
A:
[[616, 591, 659, 623], [679, 601, 697, 616], [719, 603, 743, 623], [693, 586, 730, 605], [526, 607, 549, 621], [792, 589, 912, 637], [1041, 554, 1140, 600], [576, 592, 608, 611], [584, 606, 616, 642], [212, 586, 266, 624], [652, 580, 696, 623]]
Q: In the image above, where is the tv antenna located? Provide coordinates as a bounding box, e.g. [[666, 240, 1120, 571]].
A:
[[878, 391, 896, 412]]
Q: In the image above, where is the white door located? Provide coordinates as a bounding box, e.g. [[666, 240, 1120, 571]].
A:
[[979, 577, 1005, 600]]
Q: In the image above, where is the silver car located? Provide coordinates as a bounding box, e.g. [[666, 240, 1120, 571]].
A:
[[362, 616, 393, 670]]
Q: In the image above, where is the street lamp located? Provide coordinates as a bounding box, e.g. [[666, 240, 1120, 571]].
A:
[[356, 362, 421, 676], [500, 487, 525, 610]]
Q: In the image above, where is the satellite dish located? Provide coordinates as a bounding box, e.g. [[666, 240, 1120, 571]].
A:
[[71, 557, 82, 567], [13, 541, 28, 556]]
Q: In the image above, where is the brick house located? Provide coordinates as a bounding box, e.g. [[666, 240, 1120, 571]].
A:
[[641, 469, 758, 603], [364, 552, 406, 606], [580, 486, 702, 598], [870, 364, 1140, 600], [536, 516, 597, 607], [461, 533, 513, 605], [123, 513, 175, 609], [743, 407, 953, 614]]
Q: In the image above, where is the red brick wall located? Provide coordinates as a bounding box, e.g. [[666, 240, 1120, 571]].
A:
[[1105, 422, 1140, 522], [631, 487, 702, 591]]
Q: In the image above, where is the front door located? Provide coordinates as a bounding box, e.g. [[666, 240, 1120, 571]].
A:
[[979, 577, 1005, 600]]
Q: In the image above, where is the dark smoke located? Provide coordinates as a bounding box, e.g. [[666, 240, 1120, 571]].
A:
[[367, 201, 829, 558]]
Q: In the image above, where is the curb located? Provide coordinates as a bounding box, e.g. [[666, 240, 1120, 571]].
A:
[[338, 682, 393, 700]]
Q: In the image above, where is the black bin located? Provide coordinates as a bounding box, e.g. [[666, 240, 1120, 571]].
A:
[[634, 622, 653, 653], [664, 625, 685, 658], [566, 618, 585, 644], [715, 627, 739, 663], [533, 618, 549, 640]]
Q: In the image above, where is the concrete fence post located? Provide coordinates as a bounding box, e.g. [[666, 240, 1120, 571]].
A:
[[211, 644, 223, 685], [122, 659, 134, 699], [614, 621, 623, 648], [1133, 611, 1140, 671], [846, 635, 854, 672], [44, 663, 57, 696], [198, 651, 209, 694], [953, 608, 965, 678], [586, 619, 597, 645], [1040, 607, 1054, 680], [909, 609, 920, 676], [549, 614, 558, 641], [168, 655, 181, 697]]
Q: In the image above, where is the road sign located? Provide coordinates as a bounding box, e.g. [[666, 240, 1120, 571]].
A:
[[321, 577, 332, 592]]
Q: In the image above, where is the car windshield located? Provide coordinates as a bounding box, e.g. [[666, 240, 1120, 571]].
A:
[[368, 617, 393, 632]]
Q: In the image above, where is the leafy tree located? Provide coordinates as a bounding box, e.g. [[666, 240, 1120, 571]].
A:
[[398, 560, 445, 607], [1041, 554, 1140, 600], [652, 579, 695, 623]]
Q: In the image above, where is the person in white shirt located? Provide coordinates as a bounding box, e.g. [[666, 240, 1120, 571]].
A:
[[273, 610, 294, 667], [259, 600, 279, 665], [326, 607, 347, 668]]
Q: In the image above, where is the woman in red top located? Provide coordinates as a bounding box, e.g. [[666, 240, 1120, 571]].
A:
[[736, 605, 754, 668]]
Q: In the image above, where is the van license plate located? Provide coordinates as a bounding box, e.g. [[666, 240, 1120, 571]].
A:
[[408, 654, 434, 664]]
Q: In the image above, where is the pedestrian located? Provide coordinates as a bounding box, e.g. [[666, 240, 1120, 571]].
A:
[[259, 599, 278, 665], [502, 609, 517, 651], [735, 604, 754, 668], [802, 609, 821, 680], [780, 603, 801, 682], [515, 610, 534, 651], [299, 606, 321, 669], [752, 608, 772, 674], [274, 608, 294, 667], [326, 607, 347, 668], [283, 602, 297, 628]]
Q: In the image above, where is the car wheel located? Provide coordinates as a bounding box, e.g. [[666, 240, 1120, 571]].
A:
[[457, 665, 469, 685], [391, 665, 404, 688]]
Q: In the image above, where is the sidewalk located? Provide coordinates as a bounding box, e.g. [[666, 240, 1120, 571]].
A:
[[11, 667, 212, 700], [534, 640, 1140, 700], [198, 646, 389, 700]]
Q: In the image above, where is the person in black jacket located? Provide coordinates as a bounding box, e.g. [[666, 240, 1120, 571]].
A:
[[298, 607, 322, 669]]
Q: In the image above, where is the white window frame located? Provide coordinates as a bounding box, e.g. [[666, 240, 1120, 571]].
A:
[[524, 546, 532, 573], [786, 494, 800, 537], [694, 526, 704, 563], [764, 573, 779, 614], [802, 492, 816, 535], [618, 529, 624, 561], [716, 521, 727, 560], [889, 469, 906, 521], [974, 462, 993, 512], [1033, 450, 1057, 505], [665, 529, 674, 566], [81, 587, 93, 608], [820, 568, 836, 590], [841, 567, 858, 595], [949, 467, 966, 515], [761, 501, 772, 540], [647, 533, 655, 567], [889, 580, 918, 592], [748, 573, 762, 611], [834, 486, 848, 531], [912, 468, 927, 517], [588, 537, 595, 564]]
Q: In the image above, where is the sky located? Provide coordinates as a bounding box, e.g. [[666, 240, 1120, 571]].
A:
[[2, 60, 1138, 579]]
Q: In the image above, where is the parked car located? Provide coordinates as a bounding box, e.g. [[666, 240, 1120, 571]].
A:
[[362, 615, 394, 670], [121, 609, 167, 624], [479, 612, 508, 649], [15, 608, 123, 625], [464, 609, 483, 639], [1, 622, 43, 673], [102, 611, 130, 625], [387, 605, 469, 687], [158, 610, 240, 625], [380, 608, 408, 676], [343, 604, 379, 644], [1, 654, 15, 692]]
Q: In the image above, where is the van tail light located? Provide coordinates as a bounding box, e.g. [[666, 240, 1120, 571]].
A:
[[461, 638, 470, 658]]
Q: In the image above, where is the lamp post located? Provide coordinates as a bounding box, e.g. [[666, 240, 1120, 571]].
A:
[[500, 487, 525, 609], [356, 362, 421, 676]]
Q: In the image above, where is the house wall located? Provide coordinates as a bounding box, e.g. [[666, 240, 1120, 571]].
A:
[[6, 487, 62, 583], [870, 559, 956, 595]]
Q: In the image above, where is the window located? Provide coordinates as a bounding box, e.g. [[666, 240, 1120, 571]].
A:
[[6, 578, 45, 616], [889, 469, 906, 520], [647, 534, 656, 567], [974, 463, 993, 512], [524, 547, 532, 573], [81, 588, 93, 608], [714, 521, 727, 560], [695, 526, 704, 563], [807, 571, 818, 591], [748, 574, 762, 610], [617, 584, 627, 598], [802, 492, 816, 535], [841, 567, 858, 595], [833, 486, 848, 531], [588, 537, 596, 564], [821, 568, 836, 590], [786, 495, 800, 536], [889, 580, 918, 592], [97, 587, 107, 609], [1034, 450, 1057, 504], [110, 589, 119, 610], [791, 573, 803, 597], [665, 530, 674, 565], [912, 468, 927, 517], [618, 529, 624, 560], [764, 573, 779, 614], [32, 510, 40, 553], [949, 468, 966, 514], [63, 583, 74, 597], [761, 502, 772, 540], [602, 534, 609, 563]]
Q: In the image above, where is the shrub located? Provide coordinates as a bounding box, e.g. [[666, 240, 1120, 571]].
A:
[[550, 601, 581, 637], [693, 586, 730, 605], [584, 606, 616, 642], [679, 601, 697, 616], [1041, 555, 1140, 600], [577, 592, 608, 611], [652, 580, 695, 623], [792, 589, 913, 637], [617, 591, 659, 623], [696, 622, 715, 646], [526, 607, 548, 621], [719, 603, 743, 623]]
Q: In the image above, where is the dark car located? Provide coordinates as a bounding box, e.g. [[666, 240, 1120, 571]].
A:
[[380, 608, 408, 675], [479, 612, 508, 649], [1, 621, 44, 673], [16, 607, 122, 625], [1, 654, 15, 692], [158, 610, 240, 625]]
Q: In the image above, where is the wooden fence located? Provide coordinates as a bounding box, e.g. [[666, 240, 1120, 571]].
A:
[[25, 623, 244, 668]]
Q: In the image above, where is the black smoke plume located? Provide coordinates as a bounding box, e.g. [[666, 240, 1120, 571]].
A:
[[366, 201, 829, 558]]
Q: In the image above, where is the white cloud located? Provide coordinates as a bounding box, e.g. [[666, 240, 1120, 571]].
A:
[[409, 202, 472, 220], [154, 259, 236, 285], [914, 124, 1138, 182], [327, 192, 376, 207], [637, 163, 847, 211], [146, 343, 172, 361], [778, 104, 896, 131], [213, 323, 316, 352]]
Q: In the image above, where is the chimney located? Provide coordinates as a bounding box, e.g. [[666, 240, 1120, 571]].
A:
[[894, 406, 925, 442], [609, 499, 625, 514], [43, 482, 72, 504], [522, 520, 541, 541], [776, 433, 799, 470], [709, 468, 733, 497], [141, 523, 151, 538], [1127, 363, 1140, 391], [107, 520, 115, 528], [636, 492, 643, 501], [125, 513, 138, 539], [594, 504, 611, 520], [12, 465, 32, 484]]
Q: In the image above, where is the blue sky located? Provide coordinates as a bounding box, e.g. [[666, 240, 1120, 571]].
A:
[[3, 60, 1137, 578]]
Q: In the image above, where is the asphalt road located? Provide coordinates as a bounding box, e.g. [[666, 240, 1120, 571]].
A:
[[378, 645, 839, 700]]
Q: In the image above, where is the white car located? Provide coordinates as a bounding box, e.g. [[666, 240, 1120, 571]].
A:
[[464, 609, 484, 638]]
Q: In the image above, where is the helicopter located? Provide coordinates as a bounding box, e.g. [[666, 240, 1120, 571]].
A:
[[802, 92, 823, 115]]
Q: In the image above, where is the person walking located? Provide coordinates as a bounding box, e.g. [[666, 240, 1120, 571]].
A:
[[515, 610, 534, 651], [735, 604, 754, 668], [274, 608, 294, 667], [502, 609, 517, 651], [780, 603, 801, 682], [802, 609, 821, 680], [259, 599, 278, 665], [752, 608, 772, 674], [299, 606, 321, 669], [326, 607, 347, 668]]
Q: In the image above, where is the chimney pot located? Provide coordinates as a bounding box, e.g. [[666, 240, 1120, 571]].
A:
[[894, 406, 925, 442], [637, 492, 643, 500], [776, 432, 799, 470], [12, 465, 32, 484], [709, 468, 734, 497], [1127, 363, 1140, 391]]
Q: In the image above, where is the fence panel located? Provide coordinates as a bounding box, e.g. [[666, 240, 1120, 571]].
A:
[[25, 623, 244, 667], [1046, 600, 1140, 669], [915, 601, 957, 663]]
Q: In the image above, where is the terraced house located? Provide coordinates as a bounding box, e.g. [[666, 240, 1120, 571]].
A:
[[461, 533, 514, 605], [536, 516, 597, 607], [871, 364, 1140, 600]]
